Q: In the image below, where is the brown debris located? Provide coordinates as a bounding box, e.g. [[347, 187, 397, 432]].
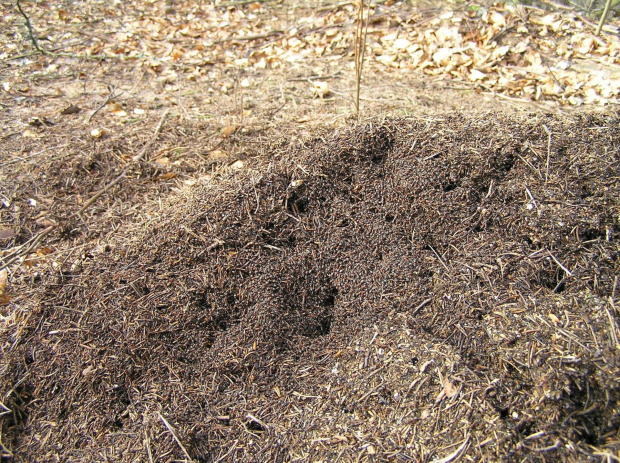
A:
[[1, 112, 620, 461]]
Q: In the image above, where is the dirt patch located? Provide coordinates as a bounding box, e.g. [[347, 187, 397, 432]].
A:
[[1, 111, 619, 461]]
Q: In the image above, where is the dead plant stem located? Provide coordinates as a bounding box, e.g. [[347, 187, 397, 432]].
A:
[[157, 412, 193, 462], [596, 0, 613, 35], [354, 0, 370, 120]]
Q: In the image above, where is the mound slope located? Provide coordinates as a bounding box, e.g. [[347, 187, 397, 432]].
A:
[[2, 112, 620, 461]]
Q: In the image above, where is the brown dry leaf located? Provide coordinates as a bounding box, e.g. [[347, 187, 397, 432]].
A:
[[36, 247, 53, 257], [35, 217, 56, 228], [0, 228, 15, 241], [108, 102, 128, 117], [23, 258, 40, 268], [22, 129, 40, 138], [156, 172, 178, 180], [0, 269, 7, 295], [60, 104, 81, 115], [154, 157, 171, 165], [222, 125, 238, 137], [443, 378, 459, 398], [311, 81, 330, 98], [209, 150, 229, 160]]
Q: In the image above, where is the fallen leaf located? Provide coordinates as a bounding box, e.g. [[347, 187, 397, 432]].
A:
[[108, 101, 128, 117], [22, 129, 39, 138], [443, 378, 459, 398], [469, 69, 486, 81], [29, 117, 53, 127], [0, 269, 7, 295], [36, 247, 53, 256], [60, 104, 81, 115], [156, 172, 178, 180], [0, 228, 15, 241], [209, 150, 229, 160], [311, 81, 330, 98], [154, 157, 171, 165], [222, 125, 237, 137], [35, 217, 56, 228]]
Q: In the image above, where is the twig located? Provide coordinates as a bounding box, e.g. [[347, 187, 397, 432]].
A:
[[212, 31, 283, 45], [354, 0, 370, 120], [543, 125, 552, 183], [596, 0, 613, 36], [547, 249, 573, 277], [15, 0, 46, 54], [0, 144, 71, 168], [433, 435, 470, 463], [144, 432, 154, 463], [157, 412, 193, 462], [411, 298, 432, 316], [217, 0, 277, 7], [131, 110, 169, 162], [176, 75, 191, 120], [87, 84, 119, 123], [603, 303, 620, 348], [428, 244, 450, 272]]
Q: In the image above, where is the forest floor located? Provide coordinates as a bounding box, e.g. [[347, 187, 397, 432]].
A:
[[1, 0, 620, 461]]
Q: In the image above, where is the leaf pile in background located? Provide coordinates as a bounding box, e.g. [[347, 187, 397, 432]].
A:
[[1, 0, 619, 106]]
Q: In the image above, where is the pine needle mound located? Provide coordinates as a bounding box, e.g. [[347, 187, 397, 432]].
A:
[[2, 112, 620, 462]]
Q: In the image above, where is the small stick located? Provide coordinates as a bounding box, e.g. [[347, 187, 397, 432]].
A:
[[525, 186, 538, 209], [434, 435, 470, 463], [428, 244, 450, 272], [212, 31, 283, 45], [176, 75, 191, 120], [157, 412, 193, 462], [15, 0, 46, 54], [87, 84, 118, 123], [144, 432, 154, 463], [543, 125, 552, 183], [354, 0, 370, 120], [411, 298, 432, 316], [596, 0, 613, 36], [547, 249, 573, 277]]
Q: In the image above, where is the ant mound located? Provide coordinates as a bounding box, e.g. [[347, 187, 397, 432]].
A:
[[2, 112, 619, 461]]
